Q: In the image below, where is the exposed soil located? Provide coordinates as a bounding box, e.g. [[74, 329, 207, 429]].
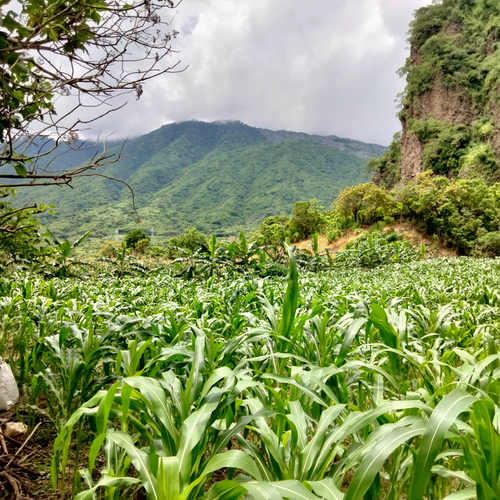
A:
[[294, 223, 458, 259], [294, 229, 364, 254], [0, 411, 57, 500]]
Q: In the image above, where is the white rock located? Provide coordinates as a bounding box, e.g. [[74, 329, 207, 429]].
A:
[[0, 358, 19, 411]]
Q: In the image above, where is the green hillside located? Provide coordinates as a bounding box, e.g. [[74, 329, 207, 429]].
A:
[[15, 121, 385, 242]]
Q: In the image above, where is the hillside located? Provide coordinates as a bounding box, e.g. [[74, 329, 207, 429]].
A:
[[14, 121, 385, 242], [371, 0, 500, 187]]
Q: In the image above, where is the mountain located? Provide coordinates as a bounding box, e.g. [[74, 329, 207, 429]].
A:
[[14, 120, 385, 243], [372, 0, 500, 187]]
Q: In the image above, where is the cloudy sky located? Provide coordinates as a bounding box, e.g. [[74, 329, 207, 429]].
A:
[[78, 0, 433, 147]]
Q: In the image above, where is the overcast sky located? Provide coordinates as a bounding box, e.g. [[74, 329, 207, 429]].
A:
[[77, 0, 433, 147]]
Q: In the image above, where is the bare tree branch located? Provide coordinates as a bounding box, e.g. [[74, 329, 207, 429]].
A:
[[0, 0, 184, 191]]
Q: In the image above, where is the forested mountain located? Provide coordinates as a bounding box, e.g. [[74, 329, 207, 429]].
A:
[[15, 121, 385, 241]]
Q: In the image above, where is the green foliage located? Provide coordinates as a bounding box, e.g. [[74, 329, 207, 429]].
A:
[[41, 230, 91, 277], [408, 3, 448, 48], [334, 183, 394, 223], [3, 257, 500, 498], [463, 399, 500, 500], [475, 231, 500, 257], [0, 0, 178, 192], [407, 119, 473, 176], [460, 142, 499, 179], [255, 216, 290, 246], [335, 230, 422, 268], [401, 119, 498, 180], [332, 168, 500, 257], [404, 62, 436, 97], [402, 0, 500, 115], [394, 172, 500, 254], [326, 226, 341, 243], [125, 229, 149, 250], [288, 200, 324, 242], [168, 228, 208, 255], [419, 124, 472, 176], [97, 242, 149, 277], [0, 188, 51, 265], [134, 238, 151, 254], [13, 121, 384, 241], [367, 132, 402, 187]]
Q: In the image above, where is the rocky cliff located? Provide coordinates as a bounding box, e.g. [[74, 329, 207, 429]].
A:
[[373, 0, 500, 187]]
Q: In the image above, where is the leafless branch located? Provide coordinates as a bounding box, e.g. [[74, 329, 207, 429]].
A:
[[0, 0, 185, 192]]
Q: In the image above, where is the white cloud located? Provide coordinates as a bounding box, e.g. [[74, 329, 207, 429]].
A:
[[73, 0, 432, 145]]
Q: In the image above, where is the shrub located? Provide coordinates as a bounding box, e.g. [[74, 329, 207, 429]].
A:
[[168, 228, 208, 254], [326, 226, 341, 243], [256, 216, 289, 246], [475, 231, 500, 257], [98, 242, 118, 258], [367, 132, 402, 187], [135, 238, 151, 253], [334, 183, 394, 223], [0, 188, 51, 265], [125, 229, 149, 249], [409, 3, 447, 48]]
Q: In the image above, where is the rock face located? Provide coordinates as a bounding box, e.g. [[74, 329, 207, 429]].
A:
[[400, 122, 425, 184], [400, 74, 479, 183], [385, 0, 500, 186]]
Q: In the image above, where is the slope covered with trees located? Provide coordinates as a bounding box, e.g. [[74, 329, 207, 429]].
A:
[[14, 121, 385, 241]]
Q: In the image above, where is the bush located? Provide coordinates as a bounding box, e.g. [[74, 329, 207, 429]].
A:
[[151, 246, 167, 256], [394, 173, 500, 255], [256, 216, 289, 246], [475, 231, 500, 257], [334, 183, 394, 223], [98, 242, 118, 258], [168, 228, 208, 254], [258, 261, 288, 278], [135, 238, 151, 253], [326, 226, 341, 243], [367, 132, 402, 187], [125, 230, 149, 249], [0, 189, 51, 265], [335, 231, 420, 269], [408, 3, 447, 48]]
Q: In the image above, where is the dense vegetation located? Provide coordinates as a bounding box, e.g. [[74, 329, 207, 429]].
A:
[[371, 0, 500, 184], [2, 254, 500, 499], [330, 173, 500, 257], [12, 121, 384, 244]]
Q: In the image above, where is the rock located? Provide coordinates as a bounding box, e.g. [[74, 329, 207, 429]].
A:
[[0, 358, 19, 411], [3, 422, 27, 438]]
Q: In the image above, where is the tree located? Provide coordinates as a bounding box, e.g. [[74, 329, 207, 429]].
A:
[[334, 183, 394, 223], [0, 0, 181, 189], [125, 229, 149, 249], [288, 200, 324, 241], [0, 187, 49, 263], [256, 215, 289, 246], [168, 228, 208, 254]]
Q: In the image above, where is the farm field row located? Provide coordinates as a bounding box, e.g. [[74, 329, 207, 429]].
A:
[[1, 256, 500, 499]]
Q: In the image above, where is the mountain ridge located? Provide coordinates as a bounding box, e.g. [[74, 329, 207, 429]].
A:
[[13, 120, 386, 242]]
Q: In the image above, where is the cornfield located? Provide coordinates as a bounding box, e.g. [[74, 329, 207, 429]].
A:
[[2, 251, 500, 500]]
